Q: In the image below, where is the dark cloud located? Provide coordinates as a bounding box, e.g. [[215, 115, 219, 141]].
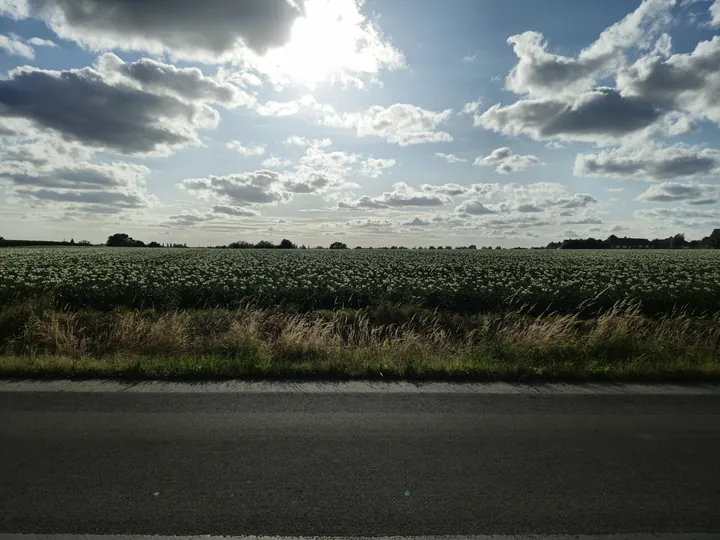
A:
[[636, 182, 720, 204], [617, 35, 720, 124], [211, 205, 257, 217], [478, 89, 661, 143], [182, 170, 288, 206], [7, 0, 302, 60], [97, 54, 251, 106], [0, 65, 215, 154], [576, 145, 720, 180], [15, 188, 146, 208]]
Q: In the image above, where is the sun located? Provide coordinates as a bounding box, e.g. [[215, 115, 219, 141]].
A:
[[261, 0, 369, 87]]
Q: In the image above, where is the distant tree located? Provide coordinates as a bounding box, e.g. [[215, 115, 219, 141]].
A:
[[354, 246, 362, 249], [390, 245, 398, 250], [437, 246, 443, 250], [69, 238, 75, 245], [148, 241, 162, 248], [279, 238, 297, 249], [445, 246, 452, 250], [77, 240, 91, 246], [107, 233, 132, 247], [670, 233, 687, 249], [315, 246, 325, 249], [107, 233, 145, 247], [329, 241, 348, 249], [428, 246, 435, 249], [495, 246, 502, 250], [255, 240, 275, 249], [228, 241, 253, 249], [300, 244, 307, 249], [467, 244, 477, 249]]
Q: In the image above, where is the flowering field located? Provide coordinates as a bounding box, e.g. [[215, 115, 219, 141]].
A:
[[1, 247, 720, 315]]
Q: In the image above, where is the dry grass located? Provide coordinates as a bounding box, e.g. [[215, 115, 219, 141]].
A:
[[1, 301, 719, 380]]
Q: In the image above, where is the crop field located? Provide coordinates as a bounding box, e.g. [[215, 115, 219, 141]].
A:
[[2, 247, 720, 315], [2, 247, 719, 380]]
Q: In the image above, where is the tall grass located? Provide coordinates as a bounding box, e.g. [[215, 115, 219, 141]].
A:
[[1, 300, 718, 380]]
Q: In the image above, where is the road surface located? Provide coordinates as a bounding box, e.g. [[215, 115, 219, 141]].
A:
[[1, 381, 719, 537]]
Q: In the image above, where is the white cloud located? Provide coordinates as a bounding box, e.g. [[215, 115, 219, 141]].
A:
[[256, 100, 301, 117], [283, 136, 332, 148], [323, 103, 453, 146], [436, 153, 467, 164], [463, 54, 476, 63], [361, 157, 396, 178], [711, 0, 720, 25], [475, 1, 684, 145], [261, 156, 293, 169], [226, 141, 266, 157], [575, 144, 720, 180], [462, 100, 482, 115], [338, 182, 452, 209], [0, 32, 34, 58], [404, 217, 430, 226], [26, 37, 56, 47], [474, 147, 542, 174], [455, 199, 496, 215]]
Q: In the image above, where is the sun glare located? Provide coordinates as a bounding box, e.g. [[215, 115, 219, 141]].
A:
[[262, 0, 371, 87]]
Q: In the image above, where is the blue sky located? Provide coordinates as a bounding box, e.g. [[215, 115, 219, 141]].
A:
[[1, 0, 720, 246]]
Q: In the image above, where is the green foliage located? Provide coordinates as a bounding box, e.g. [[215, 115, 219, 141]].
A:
[[2, 248, 720, 315]]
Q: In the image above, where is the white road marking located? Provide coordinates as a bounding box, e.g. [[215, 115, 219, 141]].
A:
[[1, 379, 719, 394]]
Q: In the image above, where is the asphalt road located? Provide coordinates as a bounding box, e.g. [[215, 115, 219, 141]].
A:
[[1, 385, 719, 536]]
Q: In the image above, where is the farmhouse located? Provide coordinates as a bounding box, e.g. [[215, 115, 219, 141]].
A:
[[604, 235, 652, 249]]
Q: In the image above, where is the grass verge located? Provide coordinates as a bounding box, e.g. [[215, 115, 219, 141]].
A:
[[1, 301, 719, 381]]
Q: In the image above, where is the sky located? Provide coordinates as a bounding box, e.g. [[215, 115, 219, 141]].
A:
[[1, 0, 720, 247]]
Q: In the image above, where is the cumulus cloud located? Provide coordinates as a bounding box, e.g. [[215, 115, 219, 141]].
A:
[[227, 141, 266, 157], [635, 206, 720, 220], [468, 182, 598, 215], [182, 170, 289, 206], [504, 0, 673, 99], [474, 1, 685, 145], [0, 32, 34, 58], [455, 199, 496, 215], [712, 0, 720, 26], [96, 53, 253, 107], [323, 104, 453, 146], [474, 147, 542, 174], [0, 139, 155, 213], [261, 156, 293, 169], [404, 217, 430, 226], [361, 158, 396, 178], [477, 88, 661, 143], [182, 162, 350, 209], [575, 144, 720, 180], [616, 34, 720, 125], [338, 182, 451, 209], [462, 100, 482, 115], [1, 0, 302, 62], [0, 63, 219, 155], [636, 182, 719, 204], [436, 153, 467, 164]]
